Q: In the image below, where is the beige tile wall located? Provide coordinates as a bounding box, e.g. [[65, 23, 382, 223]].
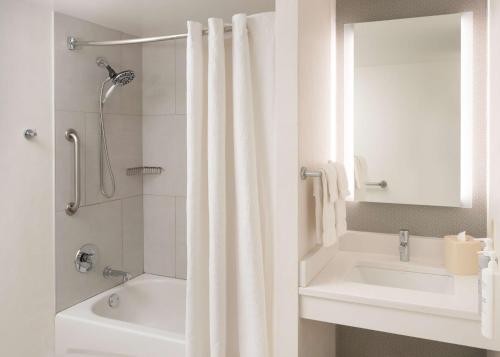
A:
[[54, 13, 144, 312], [142, 39, 187, 279], [55, 12, 188, 312]]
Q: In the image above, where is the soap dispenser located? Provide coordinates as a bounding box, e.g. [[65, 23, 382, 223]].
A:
[[478, 249, 498, 339], [476, 238, 494, 313], [476, 238, 494, 269]]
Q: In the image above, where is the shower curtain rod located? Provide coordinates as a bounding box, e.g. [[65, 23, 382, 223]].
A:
[[67, 25, 232, 50]]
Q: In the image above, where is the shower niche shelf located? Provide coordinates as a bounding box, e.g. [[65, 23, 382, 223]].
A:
[[126, 167, 164, 176]]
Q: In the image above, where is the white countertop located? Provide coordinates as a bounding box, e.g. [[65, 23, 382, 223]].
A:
[[299, 250, 479, 321]]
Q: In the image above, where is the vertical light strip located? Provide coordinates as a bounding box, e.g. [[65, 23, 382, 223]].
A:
[[486, 1, 493, 237], [344, 24, 355, 200], [461, 12, 473, 208], [330, 1, 337, 161]]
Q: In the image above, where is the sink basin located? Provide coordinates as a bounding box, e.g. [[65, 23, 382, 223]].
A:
[[345, 264, 455, 294]]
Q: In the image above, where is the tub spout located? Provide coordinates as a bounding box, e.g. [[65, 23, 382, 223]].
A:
[[103, 266, 132, 282]]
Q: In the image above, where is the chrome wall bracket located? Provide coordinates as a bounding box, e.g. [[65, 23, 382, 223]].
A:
[[67, 36, 77, 50], [300, 167, 322, 180], [24, 129, 37, 139]]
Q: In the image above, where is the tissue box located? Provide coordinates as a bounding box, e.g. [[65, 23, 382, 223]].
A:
[[444, 235, 481, 275]]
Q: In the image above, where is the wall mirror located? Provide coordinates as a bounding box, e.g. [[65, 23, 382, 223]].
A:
[[343, 13, 473, 207]]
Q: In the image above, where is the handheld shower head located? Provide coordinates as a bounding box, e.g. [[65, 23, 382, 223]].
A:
[[96, 57, 136, 200], [97, 57, 135, 104], [112, 70, 135, 86]]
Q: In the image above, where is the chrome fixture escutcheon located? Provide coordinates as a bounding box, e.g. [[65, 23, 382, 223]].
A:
[[75, 244, 99, 273], [24, 129, 37, 139]]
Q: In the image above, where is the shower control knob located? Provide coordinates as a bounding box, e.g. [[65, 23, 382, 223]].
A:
[[75, 244, 99, 273]]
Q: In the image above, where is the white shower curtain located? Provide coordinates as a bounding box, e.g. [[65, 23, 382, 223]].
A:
[[186, 12, 275, 357]]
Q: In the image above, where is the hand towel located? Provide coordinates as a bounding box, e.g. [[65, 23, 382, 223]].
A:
[[334, 162, 349, 237], [312, 177, 323, 245], [321, 163, 338, 247]]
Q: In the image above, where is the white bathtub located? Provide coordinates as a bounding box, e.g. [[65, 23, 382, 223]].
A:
[[55, 274, 186, 357]]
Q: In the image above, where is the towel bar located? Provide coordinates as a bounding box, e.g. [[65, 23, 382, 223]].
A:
[[300, 167, 388, 188], [300, 167, 322, 180]]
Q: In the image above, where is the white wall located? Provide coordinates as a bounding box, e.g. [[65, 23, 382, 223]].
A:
[[488, 0, 500, 351], [298, 0, 334, 259], [273, 0, 301, 355], [142, 40, 187, 279], [489, 0, 500, 249], [297, 0, 336, 356], [0, 1, 55, 355], [354, 59, 461, 206], [54, 13, 144, 311]]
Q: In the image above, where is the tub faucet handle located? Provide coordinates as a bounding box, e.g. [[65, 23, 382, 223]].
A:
[[75, 244, 98, 273]]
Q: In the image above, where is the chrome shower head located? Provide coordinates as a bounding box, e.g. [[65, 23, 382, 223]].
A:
[[112, 70, 135, 86], [97, 57, 135, 104]]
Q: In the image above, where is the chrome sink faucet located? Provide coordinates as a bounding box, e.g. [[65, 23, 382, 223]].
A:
[[103, 266, 131, 283], [399, 230, 410, 262]]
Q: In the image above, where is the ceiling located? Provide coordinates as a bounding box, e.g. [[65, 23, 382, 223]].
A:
[[52, 0, 275, 37]]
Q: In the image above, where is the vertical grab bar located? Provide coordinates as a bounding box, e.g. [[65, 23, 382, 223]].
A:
[[65, 129, 81, 216]]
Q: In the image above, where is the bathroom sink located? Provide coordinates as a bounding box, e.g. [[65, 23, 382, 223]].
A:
[[345, 264, 455, 294]]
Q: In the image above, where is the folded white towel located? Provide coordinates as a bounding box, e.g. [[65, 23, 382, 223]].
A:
[[334, 161, 349, 199], [312, 177, 323, 245], [321, 164, 338, 247], [334, 162, 349, 237], [312, 163, 344, 247]]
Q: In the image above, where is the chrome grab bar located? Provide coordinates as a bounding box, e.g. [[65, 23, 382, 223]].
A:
[[65, 129, 81, 216]]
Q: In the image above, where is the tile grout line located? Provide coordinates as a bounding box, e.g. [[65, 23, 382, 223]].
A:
[[83, 112, 87, 207], [142, 114, 186, 119], [120, 198, 124, 271], [143, 193, 186, 198], [174, 196, 177, 278], [55, 108, 143, 118], [141, 43, 146, 277], [174, 39, 178, 116], [54, 194, 144, 213]]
